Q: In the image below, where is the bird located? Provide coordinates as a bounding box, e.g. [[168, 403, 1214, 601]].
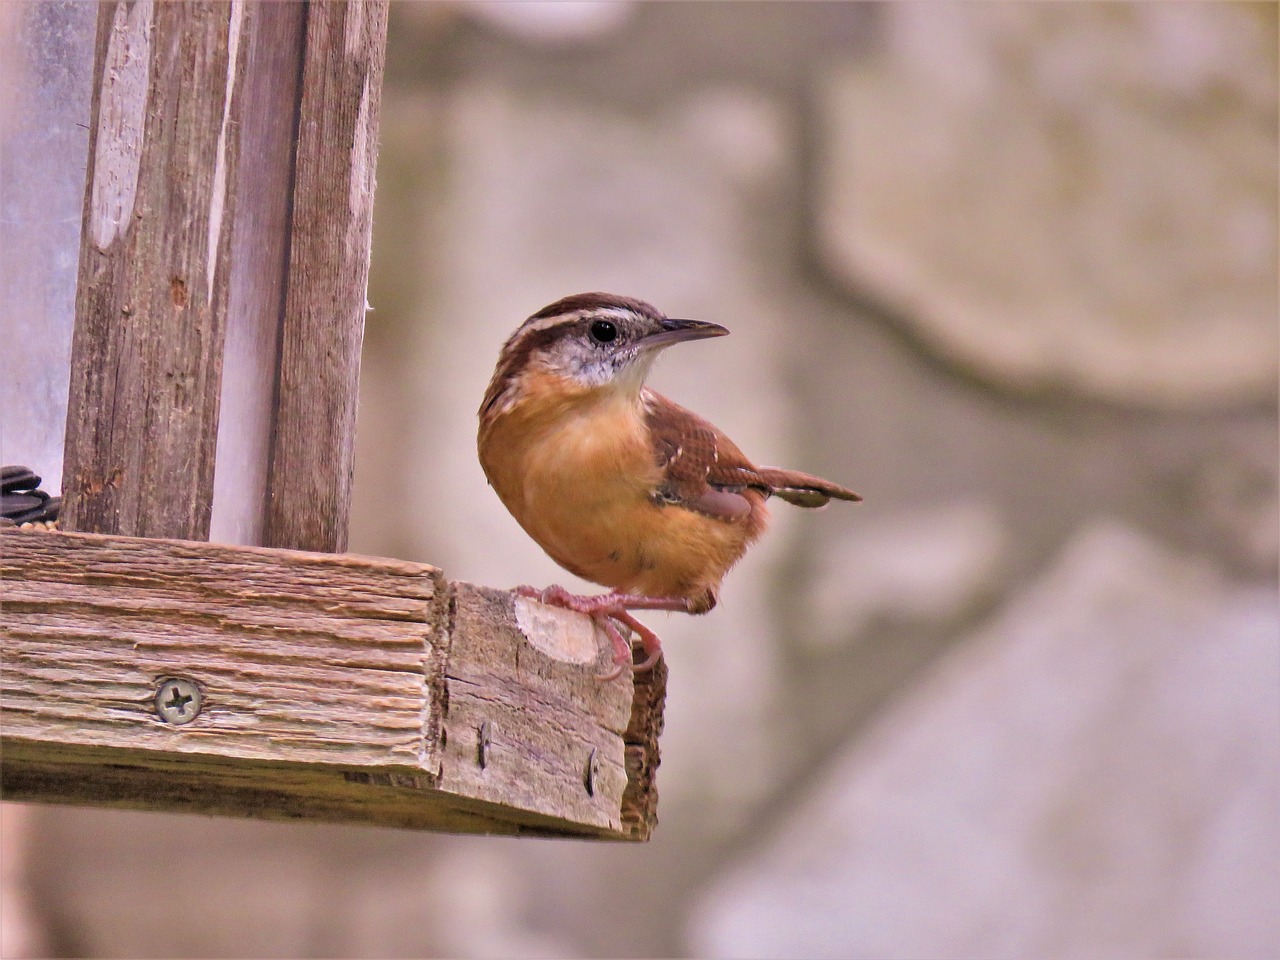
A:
[[478, 292, 861, 680]]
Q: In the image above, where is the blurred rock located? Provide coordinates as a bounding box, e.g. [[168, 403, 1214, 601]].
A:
[[412, 844, 576, 958], [1, 806, 50, 959], [466, 1, 635, 45], [689, 522, 1280, 958], [676, 88, 791, 192], [803, 499, 1009, 649], [1189, 439, 1280, 574], [815, 3, 1278, 408], [32, 813, 339, 957], [29, 810, 575, 959]]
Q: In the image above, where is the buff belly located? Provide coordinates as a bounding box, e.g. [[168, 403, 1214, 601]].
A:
[[479, 389, 763, 608]]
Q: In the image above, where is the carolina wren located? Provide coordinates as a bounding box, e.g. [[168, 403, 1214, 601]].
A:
[[478, 292, 861, 679]]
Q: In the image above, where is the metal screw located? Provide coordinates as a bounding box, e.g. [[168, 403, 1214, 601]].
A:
[[477, 720, 493, 769], [584, 747, 601, 796], [155, 678, 201, 725]]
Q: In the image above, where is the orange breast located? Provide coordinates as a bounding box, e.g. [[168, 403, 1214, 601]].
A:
[[478, 376, 764, 608]]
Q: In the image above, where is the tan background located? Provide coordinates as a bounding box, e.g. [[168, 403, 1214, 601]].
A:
[[3, 3, 1277, 958]]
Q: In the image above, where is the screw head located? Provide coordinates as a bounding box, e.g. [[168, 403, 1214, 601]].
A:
[[155, 678, 202, 725], [584, 747, 601, 796]]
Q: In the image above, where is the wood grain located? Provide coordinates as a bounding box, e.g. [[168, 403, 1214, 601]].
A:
[[263, 0, 389, 553], [0, 529, 663, 839], [438, 583, 636, 833], [621, 645, 667, 840], [211, 1, 307, 546], [1, 529, 439, 769], [62, 1, 247, 540], [63, 1, 392, 552]]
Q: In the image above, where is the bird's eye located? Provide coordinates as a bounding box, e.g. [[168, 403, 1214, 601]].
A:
[[589, 319, 618, 344]]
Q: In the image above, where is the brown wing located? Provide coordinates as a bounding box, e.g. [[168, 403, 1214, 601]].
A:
[[643, 391, 765, 521], [643, 391, 862, 517]]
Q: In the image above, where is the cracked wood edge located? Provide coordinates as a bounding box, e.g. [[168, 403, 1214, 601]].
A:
[[0, 530, 663, 838], [621, 648, 666, 841]]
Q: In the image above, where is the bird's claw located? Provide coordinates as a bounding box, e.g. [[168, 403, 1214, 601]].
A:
[[514, 584, 674, 680]]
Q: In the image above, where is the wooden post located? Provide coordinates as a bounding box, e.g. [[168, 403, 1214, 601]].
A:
[[61, 1, 246, 540], [263, 1, 387, 553], [211, 0, 307, 546], [62, 0, 388, 552]]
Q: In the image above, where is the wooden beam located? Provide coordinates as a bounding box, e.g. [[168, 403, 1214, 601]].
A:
[[263, 1, 389, 553], [0, 529, 661, 840], [61, 1, 247, 540]]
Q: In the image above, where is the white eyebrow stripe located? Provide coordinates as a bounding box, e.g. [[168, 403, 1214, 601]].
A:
[[515, 312, 582, 336], [513, 306, 639, 339]]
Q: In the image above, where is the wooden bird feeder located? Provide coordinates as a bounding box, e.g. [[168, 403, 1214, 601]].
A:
[[0, 1, 664, 840]]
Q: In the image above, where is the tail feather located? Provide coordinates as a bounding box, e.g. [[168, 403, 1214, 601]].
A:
[[756, 467, 862, 508]]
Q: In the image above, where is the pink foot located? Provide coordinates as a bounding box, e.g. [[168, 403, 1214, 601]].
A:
[[515, 585, 689, 680]]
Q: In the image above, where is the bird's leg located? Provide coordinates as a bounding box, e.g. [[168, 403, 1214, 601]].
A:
[[514, 585, 689, 679]]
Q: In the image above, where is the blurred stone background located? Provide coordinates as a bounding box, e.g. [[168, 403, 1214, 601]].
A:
[[2, 2, 1277, 958]]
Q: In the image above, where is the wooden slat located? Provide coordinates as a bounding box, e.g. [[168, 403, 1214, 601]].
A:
[[263, 0, 389, 553], [61, 1, 247, 540], [1, 531, 439, 769], [210, 1, 308, 546], [0, 529, 662, 839]]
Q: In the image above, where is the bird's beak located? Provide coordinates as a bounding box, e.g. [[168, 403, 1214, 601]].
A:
[[639, 318, 730, 351]]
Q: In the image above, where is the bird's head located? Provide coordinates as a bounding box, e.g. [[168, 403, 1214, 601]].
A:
[[480, 293, 728, 418]]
